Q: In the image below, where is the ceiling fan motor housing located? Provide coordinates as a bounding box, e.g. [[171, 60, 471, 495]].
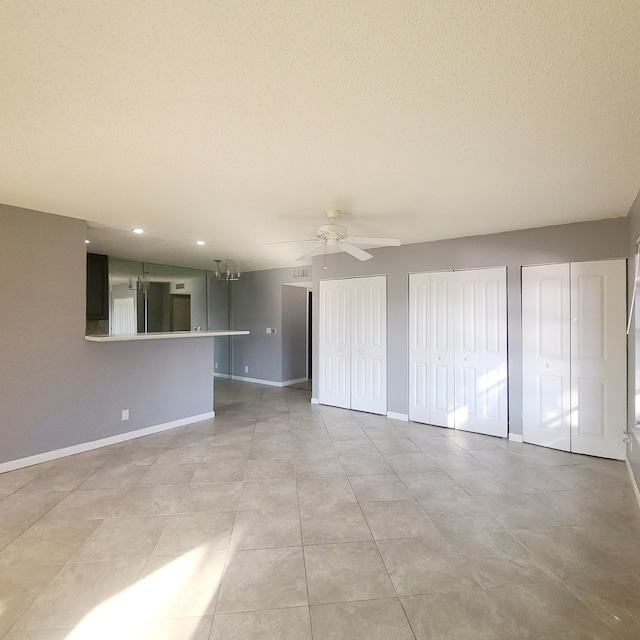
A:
[[317, 224, 348, 241]]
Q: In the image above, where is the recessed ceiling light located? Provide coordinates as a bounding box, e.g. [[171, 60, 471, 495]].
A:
[[85, 239, 90, 244], [196, 240, 205, 246], [132, 228, 144, 234]]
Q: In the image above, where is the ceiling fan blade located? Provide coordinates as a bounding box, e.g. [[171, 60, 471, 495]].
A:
[[348, 236, 401, 247], [266, 238, 316, 245], [339, 242, 373, 261], [296, 243, 325, 261]]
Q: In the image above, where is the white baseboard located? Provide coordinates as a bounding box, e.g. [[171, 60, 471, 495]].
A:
[[231, 375, 308, 388], [214, 372, 232, 379], [508, 433, 524, 443], [231, 375, 281, 387], [0, 411, 215, 474], [627, 458, 640, 510], [310, 398, 319, 405], [282, 377, 309, 387], [387, 412, 409, 421]]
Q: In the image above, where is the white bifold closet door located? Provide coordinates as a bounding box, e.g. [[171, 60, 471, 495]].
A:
[[319, 276, 387, 415], [522, 260, 626, 460], [318, 279, 351, 409], [409, 267, 508, 438]]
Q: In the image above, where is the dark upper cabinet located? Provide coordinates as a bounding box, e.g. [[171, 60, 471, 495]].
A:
[[86, 253, 109, 320]]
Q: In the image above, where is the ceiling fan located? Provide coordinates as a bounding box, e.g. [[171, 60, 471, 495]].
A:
[[275, 210, 401, 262]]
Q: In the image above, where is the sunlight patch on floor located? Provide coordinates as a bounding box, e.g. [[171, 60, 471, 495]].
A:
[[64, 539, 234, 640]]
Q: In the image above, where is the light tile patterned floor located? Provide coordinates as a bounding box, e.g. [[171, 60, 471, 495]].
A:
[[1, 379, 640, 639]]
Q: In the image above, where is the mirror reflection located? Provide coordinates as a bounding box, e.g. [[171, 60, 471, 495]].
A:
[[87, 255, 235, 375], [208, 274, 231, 378], [109, 258, 144, 334], [143, 262, 207, 333]]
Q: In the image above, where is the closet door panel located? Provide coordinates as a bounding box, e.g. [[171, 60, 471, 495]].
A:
[[430, 271, 456, 428], [318, 280, 351, 409], [479, 268, 508, 437], [409, 273, 431, 424], [454, 275, 477, 432], [455, 268, 508, 437], [351, 276, 387, 415], [570, 260, 626, 460], [522, 264, 571, 451]]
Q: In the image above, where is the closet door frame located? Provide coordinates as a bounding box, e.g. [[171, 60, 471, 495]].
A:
[[408, 267, 508, 437], [521, 259, 627, 460], [318, 275, 388, 415]]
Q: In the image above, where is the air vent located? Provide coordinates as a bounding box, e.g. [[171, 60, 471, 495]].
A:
[[175, 283, 185, 290], [292, 268, 308, 279]]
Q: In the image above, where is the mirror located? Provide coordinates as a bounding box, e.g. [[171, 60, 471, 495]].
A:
[[106, 258, 210, 335], [208, 274, 231, 377], [89, 256, 234, 376]]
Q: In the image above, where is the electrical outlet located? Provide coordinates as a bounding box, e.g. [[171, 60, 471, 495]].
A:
[[121, 409, 129, 421], [215, 362, 218, 369], [266, 327, 272, 334], [244, 365, 249, 373]]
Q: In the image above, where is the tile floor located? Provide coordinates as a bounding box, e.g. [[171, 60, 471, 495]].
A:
[[1, 379, 639, 639]]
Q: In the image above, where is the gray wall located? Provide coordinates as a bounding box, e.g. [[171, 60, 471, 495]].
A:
[[0, 204, 215, 466], [311, 217, 628, 434], [627, 190, 640, 488], [281, 285, 308, 383], [231, 267, 310, 384]]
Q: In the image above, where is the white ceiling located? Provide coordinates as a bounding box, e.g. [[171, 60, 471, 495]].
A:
[[2, 1, 639, 272]]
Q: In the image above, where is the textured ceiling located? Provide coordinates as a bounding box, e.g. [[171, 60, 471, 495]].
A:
[[1, 1, 639, 271]]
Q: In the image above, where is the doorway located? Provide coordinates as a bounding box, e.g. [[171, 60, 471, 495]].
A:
[[170, 294, 191, 331]]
